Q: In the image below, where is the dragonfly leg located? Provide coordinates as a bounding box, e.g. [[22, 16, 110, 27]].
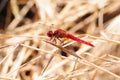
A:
[[57, 38, 65, 46]]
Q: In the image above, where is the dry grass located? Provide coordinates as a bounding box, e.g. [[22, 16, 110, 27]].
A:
[[0, 0, 120, 80]]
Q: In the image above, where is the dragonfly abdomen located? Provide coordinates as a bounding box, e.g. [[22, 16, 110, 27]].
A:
[[67, 34, 94, 47]]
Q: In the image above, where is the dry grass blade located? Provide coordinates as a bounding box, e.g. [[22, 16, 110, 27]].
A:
[[7, 0, 34, 30], [45, 40, 120, 79], [45, 40, 83, 59], [0, 0, 120, 80]]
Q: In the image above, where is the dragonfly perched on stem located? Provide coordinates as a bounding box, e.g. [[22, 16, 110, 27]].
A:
[[41, 29, 94, 76], [47, 29, 94, 47]]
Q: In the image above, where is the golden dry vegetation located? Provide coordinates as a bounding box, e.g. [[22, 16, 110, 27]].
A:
[[0, 0, 120, 80]]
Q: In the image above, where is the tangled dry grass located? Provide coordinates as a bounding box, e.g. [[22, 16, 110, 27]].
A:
[[0, 0, 120, 80]]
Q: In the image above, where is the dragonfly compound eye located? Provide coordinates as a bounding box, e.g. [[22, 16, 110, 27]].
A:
[[47, 30, 54, 37]]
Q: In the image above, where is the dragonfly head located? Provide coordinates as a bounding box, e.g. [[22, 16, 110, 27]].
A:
[[47, 30, 54, 37]]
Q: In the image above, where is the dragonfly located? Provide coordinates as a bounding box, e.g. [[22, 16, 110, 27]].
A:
[[47, 29, 94, 47]]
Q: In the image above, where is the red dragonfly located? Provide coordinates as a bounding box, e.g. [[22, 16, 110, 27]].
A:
[[47, 29, 94, 47]]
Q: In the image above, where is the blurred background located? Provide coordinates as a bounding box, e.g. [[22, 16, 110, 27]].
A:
[[0, 0, 120, 80]]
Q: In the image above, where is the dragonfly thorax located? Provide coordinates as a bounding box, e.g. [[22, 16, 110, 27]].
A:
[[53, 29, 66, 38]]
